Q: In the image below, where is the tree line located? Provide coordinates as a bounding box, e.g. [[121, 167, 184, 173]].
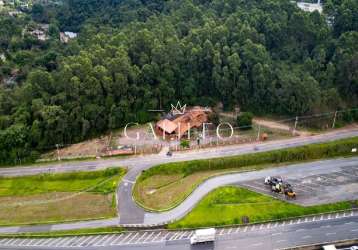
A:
[[0, 0, 357, 165]]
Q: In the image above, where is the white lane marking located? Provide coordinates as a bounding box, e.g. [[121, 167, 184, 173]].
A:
[[118, 233, 134, 244], [41, 238, 54, 246], [143, 232, 155, 242], [259, 224, 264, 230], [320, 215, 324, 220], [326, 232, 336, 236], [235, 227, 241, 233], [85, 235, 101, 246], [289, 220, 293, 225], [35, 238, 50, 246], [2, 239, 15, 245], [0, 238, 9, 244], [93, 235, 111, 246], [45, 238, 62, 247], [173, 231, 184, 240], [218, 229, 225, 235], [351, 229, 358, 232], [15, 239, 27, 246], [54, 237, 70, 247], [336, 213, 340, 219], [250, 242, 263, 247], [276, 239, 287, 243], [66, 236, 79, 247], [168, 232, 179, 241], [345, 222, 354, 225], [272, 232, 282, 236], [243, 226, 248, 232], [152, 232, 162, 242], [126, 232, 140, 244], [161, 232, 170, 241], [312, 216, 316, 222], [102, 234, 117, 245], [110, 234, 125, 245], [302, 235, 312, 239], [5, 239, 16, 245], [73, 236, 87, 246], [228, 228, 233, 234], [296, 229, 305, 232]]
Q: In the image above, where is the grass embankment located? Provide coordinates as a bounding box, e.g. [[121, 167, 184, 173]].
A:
[[0, 168, 126, 226], [134, 137, 358, 211], [0, 227, 124, 238], [169, 186, 358, 229]]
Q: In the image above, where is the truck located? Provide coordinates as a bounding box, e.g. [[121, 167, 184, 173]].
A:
[[190, 228, 216, 244]]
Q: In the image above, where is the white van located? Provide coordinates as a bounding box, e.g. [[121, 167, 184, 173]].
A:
[[322, 245, 337, 250], [190, 228, 216, 244]]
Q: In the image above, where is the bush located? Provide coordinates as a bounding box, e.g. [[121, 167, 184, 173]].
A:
[[237, 112, 253, 129], [180, 140, 190, 148], [139, 137, 358, 180]]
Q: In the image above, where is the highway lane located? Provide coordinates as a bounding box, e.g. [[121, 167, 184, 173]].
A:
[[0, 128, 357, 178], [0, 128, 356, 232], [134, 157, 358, 226], [118, 128, 358, 224], [1, 214, 357, 250], [0, 157, 356, 234]]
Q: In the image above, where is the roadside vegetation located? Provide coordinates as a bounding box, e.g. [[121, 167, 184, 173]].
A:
[[169, 186, 358, 229], [0, 227, 124, 238], [134, 137, 358, 211], [0, 168, 126, 226]]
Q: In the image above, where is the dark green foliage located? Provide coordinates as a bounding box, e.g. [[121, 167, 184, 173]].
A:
[[236, 112, 253, 129], [0, 0, 357, 165], [139, 137, 358, 180]]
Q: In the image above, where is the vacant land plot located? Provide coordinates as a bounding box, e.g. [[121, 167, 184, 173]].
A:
[[169, 186, 358, 229], [0, 168, 125, 225], [239, 165, 358, 206]]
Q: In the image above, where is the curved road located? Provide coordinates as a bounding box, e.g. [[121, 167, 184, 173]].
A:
[[0, 128, 357, 233]]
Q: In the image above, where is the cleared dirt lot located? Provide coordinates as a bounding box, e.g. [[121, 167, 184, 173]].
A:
[[238, 165, 358, 206]]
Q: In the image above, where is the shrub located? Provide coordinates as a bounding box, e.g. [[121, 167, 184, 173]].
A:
[[237, 112, 253, 129]]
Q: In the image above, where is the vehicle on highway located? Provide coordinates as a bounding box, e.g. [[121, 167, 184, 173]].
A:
[[323, 245, 337, 250], [166, 151, 173, 157], [264, 176, 282, 185], [190, 228, 216, 244]]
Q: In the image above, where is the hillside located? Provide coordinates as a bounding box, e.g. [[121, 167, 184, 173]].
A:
[[0, 0, 357, 165]]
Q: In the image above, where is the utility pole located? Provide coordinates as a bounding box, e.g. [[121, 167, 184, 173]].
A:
[[56, 144, 61, 161], [332, 110, 338, 129], [293, 116, 298, 136], [256, 124, 261, 141]]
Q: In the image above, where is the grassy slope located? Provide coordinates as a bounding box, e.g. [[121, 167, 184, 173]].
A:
[[0, 227, 125, 238], [0, 168, 126, 225], [134, 137, 358, 211], [169, 187, 357, 229]]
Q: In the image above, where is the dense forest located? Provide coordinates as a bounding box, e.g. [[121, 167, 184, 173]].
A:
[[0, 0, 357, 165]]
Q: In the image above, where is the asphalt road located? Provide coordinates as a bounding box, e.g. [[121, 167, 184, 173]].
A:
[[1, 214, 357, 250], [0, 128, 357, 178], [0, 128, 357, 233]]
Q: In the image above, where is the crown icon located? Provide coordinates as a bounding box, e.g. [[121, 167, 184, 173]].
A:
[[171, 101, 186, 115]]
